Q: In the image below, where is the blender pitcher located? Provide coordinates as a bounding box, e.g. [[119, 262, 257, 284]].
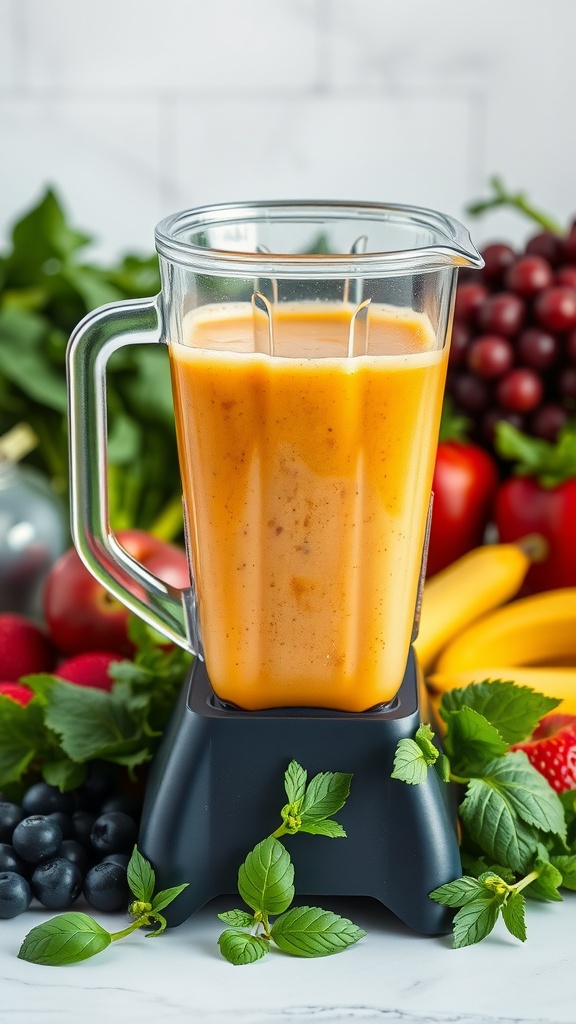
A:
[[68, 201, 482, 712]]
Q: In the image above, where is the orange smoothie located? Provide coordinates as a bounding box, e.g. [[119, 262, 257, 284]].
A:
[[168, 302, 448, 711]]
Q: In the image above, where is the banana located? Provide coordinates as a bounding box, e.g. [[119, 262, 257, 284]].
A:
[[427, 666, 576, 715], [434, 588, 576, 673], [414, 542, 532, 672]]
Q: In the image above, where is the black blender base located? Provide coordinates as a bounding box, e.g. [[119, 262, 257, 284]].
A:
[[138, 650, 461, 935]]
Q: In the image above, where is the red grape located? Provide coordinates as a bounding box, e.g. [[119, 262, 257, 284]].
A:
[[452, 373, 490, 413], [467, 335, 514, 379], [516, 328, 559, 370], [448, 322, 470, 367], [505, 255, 553, 297], [558, 366, 576, 400], [496, 368, 544, 413], [454, 282, 488, 324], [531, 404, 569, 442], [562, 222, 576, 264], [481, 243, 516, 286], [555, 266, 576, 291], [534, 286, 576, 332], [476, 292, 525, 337], [482, 409, 524, 444], [525, 231, 563, 267]]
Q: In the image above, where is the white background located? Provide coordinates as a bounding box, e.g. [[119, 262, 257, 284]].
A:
[[1, 0, 575, 261]]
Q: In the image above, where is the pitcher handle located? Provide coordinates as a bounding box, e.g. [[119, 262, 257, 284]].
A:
[[67, 296, 196, 654]]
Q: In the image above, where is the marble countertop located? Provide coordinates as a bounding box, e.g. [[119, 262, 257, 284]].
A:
[[0, 893, 573, 1024]]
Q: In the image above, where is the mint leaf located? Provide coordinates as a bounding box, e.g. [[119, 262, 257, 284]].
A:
[[550, 855, 576, 891], [18, 913, 111, 966], [502, 892, 527, 942], [434, 753, 451, 783], [440, 680, 560, 745], [150, 884, 188, 914], [391, 738, 429, 785], [444, 707, 509, 776], [43, 680, 148, 766], [218, 929, 269, 966], [298, 819, 347, 838], [414, 723, 439, 763], [452, 898, 502, 948], [284, 761, 307, 806], [41, 758, 86, 792], [525, 859, 563, 902], [127, 847, 155, 904], [299, 771, 352, 824], [270, 905, 366, 958], [238, 838, 294, 916], [217, 910, 255, 927], [429, 876, 491, 908]]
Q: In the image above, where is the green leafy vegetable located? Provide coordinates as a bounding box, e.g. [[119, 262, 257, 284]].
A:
[[391, 723, 441, 785], [238, 838, 294, 917], [270, 906, 366, 957], [218, 930, 269, 966], [439, 680, 560, 745]]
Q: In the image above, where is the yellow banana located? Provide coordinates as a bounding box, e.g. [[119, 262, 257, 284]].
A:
[[435, 588, 576, 674], [427, 666, 576, 715], [414, 542, 532, 672]]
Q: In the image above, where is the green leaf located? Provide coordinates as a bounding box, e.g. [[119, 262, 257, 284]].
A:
[[217, 910, 255, 928], [0, 695, 46, 786], [502, 892, 527, 942], [284, 761, 307, 806], [460, 753, 565, 872], [150, 884, 189, 913], [127, 847, 155, 904], [18, 912, 111, 966], [414, 723, 439, 763], [237, 838, 294, 916], [6, 188, 91, 287], [434, 754, 451, 783], [42, 758, 86, 792], [298, 819, 347, 838], [440, 680, 560, 745], [429, 875, 492, 908], [444, 706, 509, 776], [550, 854, 576, 891], [270, 905, 366, 958], [108, 412, 142, 465], [452, 898, 501, 948], [0, 308, 67, 412], [391, 739, 429, 785], [43, 679, 145, 764], [299, 771, 353, 823], [218, 929, 269, 966], [525, 858, 563, 902]]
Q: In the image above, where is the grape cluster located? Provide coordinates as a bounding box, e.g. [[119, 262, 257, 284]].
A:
[[449, 223, 576, 450], [0, 768, 141, 919]]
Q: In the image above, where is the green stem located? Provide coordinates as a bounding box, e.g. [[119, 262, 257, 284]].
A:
[[467, 176, 563, 235], [270, 823, 289, 839], [148, 492, 184, 542], [109, 914, 150, 942], [449, 773, 470, 786], [514, 870, 539, 894]]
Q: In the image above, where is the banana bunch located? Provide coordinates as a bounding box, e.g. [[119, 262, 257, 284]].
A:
[[416, 540, 576, 713]]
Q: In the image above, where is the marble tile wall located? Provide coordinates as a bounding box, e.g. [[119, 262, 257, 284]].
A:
[[1, 0, 575, 260]]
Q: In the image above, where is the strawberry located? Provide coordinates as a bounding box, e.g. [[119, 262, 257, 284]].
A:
[[55, 651, 123, 692], [0, 614, 55, 681], [511, 714, 576, 793], [0, 681, 33, 705]]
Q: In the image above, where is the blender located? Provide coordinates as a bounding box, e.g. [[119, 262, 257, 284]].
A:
[[67, 200, 482, 934]]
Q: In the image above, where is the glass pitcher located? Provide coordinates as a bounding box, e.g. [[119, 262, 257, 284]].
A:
[[67, 200, 482, 712]]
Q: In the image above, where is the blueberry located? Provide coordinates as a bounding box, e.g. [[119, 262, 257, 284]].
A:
[[78, 762, 117, 811], [0, 803, 24, 843], [0, 872, 32, 918], [22, 782, 76, 817], [57, 840, 89, 876], [83, 861, 129, 912], [31, 858, 83, 910], [72, 810, 96, 848], [90, 812, 137, 855], [47, 811, 74, 840], [0, 843, 28, 876], [12, 816, 62, 864], [102, 853, 130, 869]]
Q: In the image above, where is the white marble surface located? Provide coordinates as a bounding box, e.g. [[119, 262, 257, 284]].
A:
[[0, 892, 574, 1024]]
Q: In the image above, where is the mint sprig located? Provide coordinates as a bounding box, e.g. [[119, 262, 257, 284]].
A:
[[217, 761, 365, 965], [392, 678, 575, 947], [18, 847, 188, 966]]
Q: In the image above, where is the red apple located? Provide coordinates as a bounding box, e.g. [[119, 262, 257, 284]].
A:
[[43, 530, 190, 656]]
